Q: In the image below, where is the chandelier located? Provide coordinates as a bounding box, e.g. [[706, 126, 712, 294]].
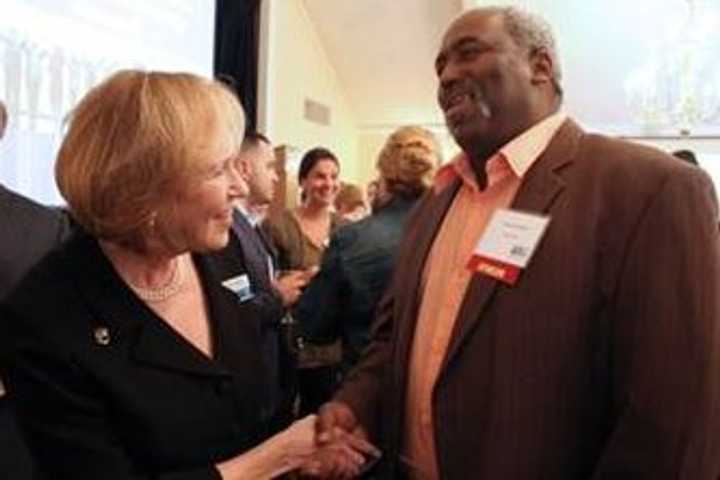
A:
[[624, 0, 720, 136]]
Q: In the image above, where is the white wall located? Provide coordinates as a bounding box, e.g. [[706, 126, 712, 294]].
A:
[[0, 0, 215, 204], [259, 0, 359, 204]]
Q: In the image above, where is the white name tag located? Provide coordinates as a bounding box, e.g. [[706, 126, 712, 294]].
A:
[[222, 274, 254, 302], [468, 208, 550, 285]]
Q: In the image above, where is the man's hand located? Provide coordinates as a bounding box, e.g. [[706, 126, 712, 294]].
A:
[[299, 401, 380, 478], [316, 401, 365, 444], [273, 270, 310, 307]]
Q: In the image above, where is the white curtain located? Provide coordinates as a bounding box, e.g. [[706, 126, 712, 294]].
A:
[[0, 0, 214, 205]]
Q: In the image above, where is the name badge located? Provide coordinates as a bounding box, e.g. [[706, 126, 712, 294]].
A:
[[468, 208, 550, 285], [222, 274, 254, 302]]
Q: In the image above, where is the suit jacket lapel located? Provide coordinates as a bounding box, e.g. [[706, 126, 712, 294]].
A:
[[232, 210, 273, 287], [255, 222, 278, 264], [67, 233, 230, 378], [440, 119, 584, 371], [394, 182, 462, 380], [193, 252, 266, 385]]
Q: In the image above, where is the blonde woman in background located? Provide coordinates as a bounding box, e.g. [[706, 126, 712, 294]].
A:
[[0, 71, 369, 479], [334, 183, 368, 223], [296, 126, 442, 374]]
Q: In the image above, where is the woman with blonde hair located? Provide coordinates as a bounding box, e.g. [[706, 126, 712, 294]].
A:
[[334, 182, 367, 222], [296, 126, 442, 373], [0, 71, 368, 479]]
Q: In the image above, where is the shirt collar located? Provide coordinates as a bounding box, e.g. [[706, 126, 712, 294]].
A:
[[434, 111, 567, 193], [235, 202, 263, 227], [500, 111, 567, 178]]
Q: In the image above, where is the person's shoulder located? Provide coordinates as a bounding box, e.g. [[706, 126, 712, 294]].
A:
[[5, 228, 79, 300], [0, 185, 66, 225], [574, 132, 704, 192], [331, 216, 368, 246], [267, 207, 295, 226], [582, 133, 686, 174], [1, 233, 86, 346], [263, 208, 297, 240]]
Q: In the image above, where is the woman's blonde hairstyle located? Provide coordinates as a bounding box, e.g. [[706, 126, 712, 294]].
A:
[[334, 182, 366, 212], [56, 70, 245, 247], [376, 126, 442, 197]]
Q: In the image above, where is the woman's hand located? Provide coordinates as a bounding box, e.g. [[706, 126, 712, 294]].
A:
[[275, 414, 319, 472], [216, 414, 318, 479]]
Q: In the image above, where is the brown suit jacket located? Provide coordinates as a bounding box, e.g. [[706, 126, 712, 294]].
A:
[[335, 120, 720, 479]]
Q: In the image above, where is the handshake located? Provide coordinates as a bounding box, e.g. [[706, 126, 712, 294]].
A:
[[287, 401, 381, 479]]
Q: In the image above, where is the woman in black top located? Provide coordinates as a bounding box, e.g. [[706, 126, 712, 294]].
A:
[[0, 70, 367, 479]]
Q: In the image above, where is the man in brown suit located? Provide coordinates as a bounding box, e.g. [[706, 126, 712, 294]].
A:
[[314, 6, 720, 479]]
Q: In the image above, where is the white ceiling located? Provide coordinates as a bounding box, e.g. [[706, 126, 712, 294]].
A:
[[301, 0, 720, 137]]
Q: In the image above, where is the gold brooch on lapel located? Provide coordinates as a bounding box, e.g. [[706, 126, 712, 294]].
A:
[[93, 326, 111, 346]]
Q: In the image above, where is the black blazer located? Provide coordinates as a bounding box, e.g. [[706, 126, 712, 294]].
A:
[[0, 184, 70, 300], [0, 230, 282, 480]]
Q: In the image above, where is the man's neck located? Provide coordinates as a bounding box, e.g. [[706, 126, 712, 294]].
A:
[[237, 198, 268, 226]]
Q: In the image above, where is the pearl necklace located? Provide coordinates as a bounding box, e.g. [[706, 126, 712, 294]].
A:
[[129, 256, 187, 303]]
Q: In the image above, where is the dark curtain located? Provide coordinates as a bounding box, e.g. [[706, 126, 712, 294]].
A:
[[214, 0, 261, 134]]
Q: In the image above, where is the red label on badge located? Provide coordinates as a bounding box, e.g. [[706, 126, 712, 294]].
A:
[[467, 254, 520, 285]]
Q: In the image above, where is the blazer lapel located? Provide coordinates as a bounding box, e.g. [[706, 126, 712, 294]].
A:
[[441, 119, 584, 371], [255, 222, 279, 263], [393, 182, 462, 379], [68, 233, 229, 378], [193, 252, 266, 385], [232, 210, 273, 287]]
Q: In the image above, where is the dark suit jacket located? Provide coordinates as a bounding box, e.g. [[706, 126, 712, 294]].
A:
[[335, 120, 720, 479], [0, 230, 283, 480], [231, 209, 284, 324], [230, 209, 295, 423], [296, 196, 419, 373], [0, 184, 70, 480], [0, 184, 70, 300]]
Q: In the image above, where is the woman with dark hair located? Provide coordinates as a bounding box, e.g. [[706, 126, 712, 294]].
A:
[[267, 147, 341, 270], [265, 147, 342, 417], [296, 126, 442, 374]]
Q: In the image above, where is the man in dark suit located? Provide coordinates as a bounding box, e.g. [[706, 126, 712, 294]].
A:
[[314, 6, 720, 479], [232, 132, 307, 428], [0, 100, 70, 479]]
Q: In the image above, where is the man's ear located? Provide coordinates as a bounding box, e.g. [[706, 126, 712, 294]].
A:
[[234, 156, 250, 180], [529, 47, 554, 87]]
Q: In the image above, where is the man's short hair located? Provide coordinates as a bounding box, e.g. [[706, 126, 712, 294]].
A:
[[471, 6, 563, 97], [241, 131, 271, 152], [56, 70, 245, 248]]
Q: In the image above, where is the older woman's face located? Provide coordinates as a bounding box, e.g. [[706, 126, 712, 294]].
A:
[[301, 158, 340, 207], [163, 153, 245, 253]]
